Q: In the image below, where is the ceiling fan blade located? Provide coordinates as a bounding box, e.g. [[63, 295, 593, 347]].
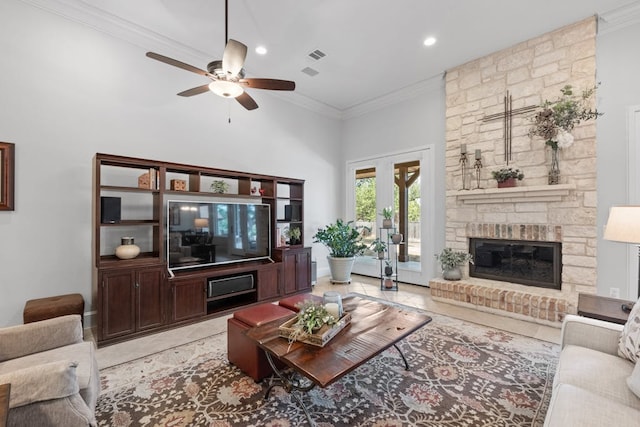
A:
[[146, 52, 210, 77], [177, 84, 211, 97], [240, 78, 296, 91], [222, 39, 247, 78], [235, 92, 258, 110]]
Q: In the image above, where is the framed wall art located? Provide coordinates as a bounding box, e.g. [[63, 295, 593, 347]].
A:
[[0, 142, 14, 211]]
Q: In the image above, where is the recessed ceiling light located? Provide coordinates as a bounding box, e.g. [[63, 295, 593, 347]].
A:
[[255, 46, 267, 55], [423, 37, 437, 47]]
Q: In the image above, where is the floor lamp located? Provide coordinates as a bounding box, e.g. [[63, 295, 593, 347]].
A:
[[603, 206, 640, 302]]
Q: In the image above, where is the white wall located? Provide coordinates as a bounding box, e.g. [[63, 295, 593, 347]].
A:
[[0, 0, 342, 326], [596, 19, 640, 299]]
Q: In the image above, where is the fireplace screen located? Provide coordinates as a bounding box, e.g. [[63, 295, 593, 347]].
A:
[[469, 238, 561, 290]]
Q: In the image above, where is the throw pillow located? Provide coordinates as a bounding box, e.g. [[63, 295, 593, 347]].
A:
[[628, 360, 640, 399], [618, 296, 640, 362], [0, 360, 79, 408]]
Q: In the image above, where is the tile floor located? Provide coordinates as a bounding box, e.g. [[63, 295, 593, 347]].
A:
[[95, 275, 561, 369]]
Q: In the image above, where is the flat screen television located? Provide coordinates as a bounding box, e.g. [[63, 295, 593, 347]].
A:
[[167, 200, 271, 271]]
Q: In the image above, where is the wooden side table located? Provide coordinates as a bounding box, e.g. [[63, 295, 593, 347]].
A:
[[577, 293, 635, 325], [0, 383, 10, 427]]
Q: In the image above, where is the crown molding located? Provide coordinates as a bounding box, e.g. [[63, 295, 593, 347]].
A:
[[598, 1, 640, 35], [340, 74, 445, 120]]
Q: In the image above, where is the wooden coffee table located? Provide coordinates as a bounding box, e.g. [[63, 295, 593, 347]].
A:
[[245, 294, 432, 425]]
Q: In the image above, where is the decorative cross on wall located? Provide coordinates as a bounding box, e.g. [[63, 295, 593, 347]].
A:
[[481, 91, 537, 164]]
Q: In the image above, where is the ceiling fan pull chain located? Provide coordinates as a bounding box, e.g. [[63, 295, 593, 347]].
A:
[[228, 100, 232, 123]]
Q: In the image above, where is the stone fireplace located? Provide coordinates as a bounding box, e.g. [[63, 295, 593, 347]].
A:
[[431, 18, 598, 327]]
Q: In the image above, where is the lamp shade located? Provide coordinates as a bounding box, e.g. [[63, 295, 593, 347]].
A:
[[194, 218, 209, 229], [604, 206, 640, 244]]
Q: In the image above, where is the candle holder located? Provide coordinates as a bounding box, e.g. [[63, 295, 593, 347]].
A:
[[474, 158, 483, 189], [459, 152, 469, 190]]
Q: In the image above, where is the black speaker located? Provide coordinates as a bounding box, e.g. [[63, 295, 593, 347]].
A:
[[100, 196, 121, 224], [207, 274, 254, 298]]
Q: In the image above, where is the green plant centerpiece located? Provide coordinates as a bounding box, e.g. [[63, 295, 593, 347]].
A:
[[313, 219, 368, 283], [285, 300, 338, 349], [529, 84, 602, 184], [491, 168, 524, 187], [435, 248, 474, 281]]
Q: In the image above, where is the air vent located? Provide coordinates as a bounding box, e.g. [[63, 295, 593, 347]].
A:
[[308, 49, 326, 60], [301, 67, 319, 77]]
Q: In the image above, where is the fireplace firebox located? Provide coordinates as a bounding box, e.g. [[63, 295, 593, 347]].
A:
[[469, 238, 561, 290]]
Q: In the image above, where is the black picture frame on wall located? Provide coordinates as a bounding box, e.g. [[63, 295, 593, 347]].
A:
[[0, 142, 15, 211]]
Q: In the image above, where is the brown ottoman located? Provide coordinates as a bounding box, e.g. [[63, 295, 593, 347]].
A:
[[279, 293, 323, 312], [227, 303, 295, 381], [23, 293, 85, 326]]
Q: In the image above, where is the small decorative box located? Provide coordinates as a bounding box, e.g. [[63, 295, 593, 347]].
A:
[[138, 172, 151, 189], [278, 312, 351, 347], [170, 179, 186, 191]]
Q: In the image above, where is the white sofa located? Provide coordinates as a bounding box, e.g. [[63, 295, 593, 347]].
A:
[[544, 314, 640, 426], [0, 315, 99, 426]]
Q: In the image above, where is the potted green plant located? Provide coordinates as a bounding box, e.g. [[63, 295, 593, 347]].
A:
[[210, 179, 229, 193], [491, 168, 524, 188], [369, 238, 387, 259], [285, 226, 302, 245], [435, 248, 474, 281], [384, 259, 393, 277], [383, 260, 394, 288], [313, 219, 368, 283], [380, 206, 393, 228]]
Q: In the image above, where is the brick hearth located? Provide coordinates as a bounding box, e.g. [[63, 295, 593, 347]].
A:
[[430, 278, 571, 326]]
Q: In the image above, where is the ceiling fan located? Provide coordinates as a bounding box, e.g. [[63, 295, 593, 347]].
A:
[[145, 0, 295, 111]]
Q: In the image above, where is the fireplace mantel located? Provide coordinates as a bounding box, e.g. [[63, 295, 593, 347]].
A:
[[449, 184, 575, 204]]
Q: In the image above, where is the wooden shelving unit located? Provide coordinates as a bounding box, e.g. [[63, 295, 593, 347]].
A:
[[92, 153, 311, 346]]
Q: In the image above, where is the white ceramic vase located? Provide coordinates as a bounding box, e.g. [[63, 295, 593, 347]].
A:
[[115, 237, 140, 260]]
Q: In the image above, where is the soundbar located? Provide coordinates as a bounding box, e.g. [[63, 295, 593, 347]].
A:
[[207, 274, 254, 299]]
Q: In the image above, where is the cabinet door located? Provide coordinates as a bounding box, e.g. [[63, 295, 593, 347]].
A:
[[172, 278, 206, 322], [136, 267, 165, 331], [282, 251, 298, 294], [258, 263, 282, 300], [296, 249, 312, 292], [101, 270, 136, 340]]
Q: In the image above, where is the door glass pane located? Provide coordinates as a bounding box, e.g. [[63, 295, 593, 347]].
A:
[[354, 167, 376, 256], [394, 161, 421, 268]]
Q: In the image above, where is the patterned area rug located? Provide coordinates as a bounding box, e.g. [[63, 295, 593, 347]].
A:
[[96, 312, 559, 426]]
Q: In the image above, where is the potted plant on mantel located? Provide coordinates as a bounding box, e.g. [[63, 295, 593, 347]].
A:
[[491, 168, 524, 188], [313, 219, 368, 284], [435, 248, 474, 281]]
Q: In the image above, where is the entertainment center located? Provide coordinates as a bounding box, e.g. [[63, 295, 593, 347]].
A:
[[92, 153, 311, 346]]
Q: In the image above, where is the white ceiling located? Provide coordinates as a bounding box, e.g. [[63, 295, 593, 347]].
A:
[[32, 0, 640, 116]]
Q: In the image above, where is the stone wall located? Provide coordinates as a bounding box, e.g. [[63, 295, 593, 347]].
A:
[[438, 17, 598, 324]]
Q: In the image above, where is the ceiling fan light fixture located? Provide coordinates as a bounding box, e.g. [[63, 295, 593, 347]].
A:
[[209, 80, 244, 98], [423, 36, 437, 47]]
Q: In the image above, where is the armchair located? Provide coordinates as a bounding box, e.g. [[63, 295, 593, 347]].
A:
[[0, 315, 99, 426]]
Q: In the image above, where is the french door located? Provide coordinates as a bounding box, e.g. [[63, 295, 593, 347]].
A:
[[346, 147, 434, 285]]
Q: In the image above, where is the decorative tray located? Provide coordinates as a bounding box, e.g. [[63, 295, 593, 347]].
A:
[[278, 312, 352, 347]]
